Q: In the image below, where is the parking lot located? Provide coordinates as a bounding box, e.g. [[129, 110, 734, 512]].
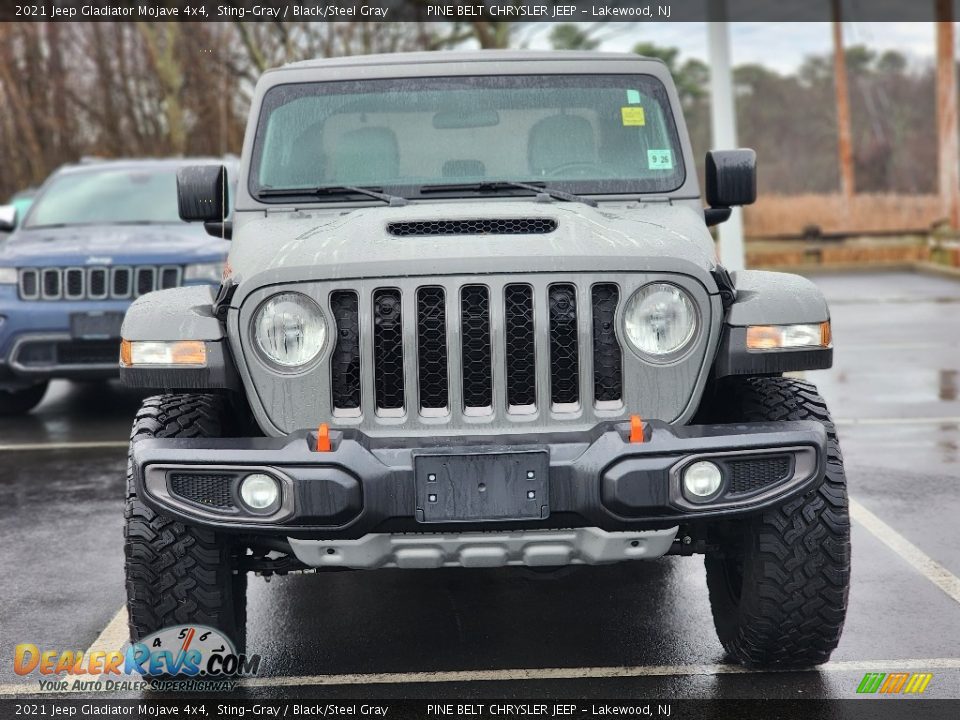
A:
[[1, 269, 958, 701]]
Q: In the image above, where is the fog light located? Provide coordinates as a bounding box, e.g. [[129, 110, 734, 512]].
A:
[[239, 473, 280, 512], [683, 461, 723, 500]]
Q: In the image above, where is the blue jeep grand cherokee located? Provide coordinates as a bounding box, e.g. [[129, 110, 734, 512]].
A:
[[0, 158, 230, 415]]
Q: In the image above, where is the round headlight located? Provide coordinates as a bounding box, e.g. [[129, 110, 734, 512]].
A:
[[623, 283, 697, 359], [253, 292, 325, 369], [239, 473, 280, 512]]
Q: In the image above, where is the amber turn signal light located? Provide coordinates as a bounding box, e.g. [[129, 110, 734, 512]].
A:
[[120, 340, 207, 367], [746, 321, 832, 350]]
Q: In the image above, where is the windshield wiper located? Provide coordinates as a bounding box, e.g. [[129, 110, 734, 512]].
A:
[[258, 185, 408, 206], [418, 181, 597, 208]]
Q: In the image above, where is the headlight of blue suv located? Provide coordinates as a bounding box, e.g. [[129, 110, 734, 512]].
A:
[[253, 292, 326, 369], [0, 268, 17, 284], [623, 282, 698, 360], [184, 262, 224, 284]]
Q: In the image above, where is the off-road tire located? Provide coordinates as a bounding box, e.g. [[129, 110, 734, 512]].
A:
[[124, 394, 247, 653], [701, 377, 850, 668], [0, 381, 48, 416]]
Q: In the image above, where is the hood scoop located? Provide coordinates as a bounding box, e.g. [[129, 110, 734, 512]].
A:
[[387, 218, 558, 237]]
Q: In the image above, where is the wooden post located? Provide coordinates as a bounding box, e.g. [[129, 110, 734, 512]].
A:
[[936, 2, 960, 229], [832, 1, 855, 198]]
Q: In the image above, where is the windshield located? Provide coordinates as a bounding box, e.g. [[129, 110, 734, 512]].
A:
[[250, 74, 686, 199], [25, 167, 181, 228]]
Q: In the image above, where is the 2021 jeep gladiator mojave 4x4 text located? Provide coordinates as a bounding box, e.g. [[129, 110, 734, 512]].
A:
[[120, 52, 849, 667]]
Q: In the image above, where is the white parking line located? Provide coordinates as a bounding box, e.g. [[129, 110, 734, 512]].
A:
[[850, 498, 960, 606], [0, 440, 128, 452], [2, 656, 959, 695], [85, 607, 128, 655], [836, 416, 960, 427]]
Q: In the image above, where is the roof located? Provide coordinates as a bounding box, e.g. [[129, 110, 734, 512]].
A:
[[279, 49, 654, 72]]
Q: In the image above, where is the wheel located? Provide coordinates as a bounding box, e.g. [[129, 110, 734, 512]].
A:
[[0, 381, 48, 416], [124, 394, 247, 653], [699, 377, 850, 668]]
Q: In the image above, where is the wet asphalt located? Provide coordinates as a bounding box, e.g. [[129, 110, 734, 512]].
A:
[[0, 270, 958, 703]]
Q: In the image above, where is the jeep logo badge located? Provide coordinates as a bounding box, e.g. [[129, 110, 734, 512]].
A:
[[85, 256, 112, 265]]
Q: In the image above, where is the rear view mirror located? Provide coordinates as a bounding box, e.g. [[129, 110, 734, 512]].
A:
[[433, 109, 500, 129], [706, 149, 757, 208], [177, 165, 228, 223], [0, 204, 17, 232]]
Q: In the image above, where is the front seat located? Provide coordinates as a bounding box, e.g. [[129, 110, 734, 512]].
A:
[[527, 115, 597, 176], [331, 127, 400, 184]]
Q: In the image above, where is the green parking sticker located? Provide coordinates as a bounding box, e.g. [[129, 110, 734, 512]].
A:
[[626, 89, 642, 104], [648, 149, 673, 170]]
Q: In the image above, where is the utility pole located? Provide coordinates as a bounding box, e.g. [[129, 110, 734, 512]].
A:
[[707, 4, 745, 271], [936, 1, 960, 229], [832, 1, 855, 198]]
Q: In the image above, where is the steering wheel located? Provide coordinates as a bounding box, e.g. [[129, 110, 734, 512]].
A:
[[545, 162, 617, 178]]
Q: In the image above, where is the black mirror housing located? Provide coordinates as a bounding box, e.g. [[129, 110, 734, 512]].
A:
[[177, 165, 228, 223], [0, 204, 17, 233], [705, 149, 757, 208]]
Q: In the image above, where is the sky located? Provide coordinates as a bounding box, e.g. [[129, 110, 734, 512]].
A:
[[525, 22, 941, 73]]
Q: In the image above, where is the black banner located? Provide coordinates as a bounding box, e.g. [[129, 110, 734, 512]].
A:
[[1, 0, 958, 23], [3, 699, 960, 720]]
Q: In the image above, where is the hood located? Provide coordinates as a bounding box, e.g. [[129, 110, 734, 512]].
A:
[[0, 224, 229, 266], [229, 201, 719, 297]]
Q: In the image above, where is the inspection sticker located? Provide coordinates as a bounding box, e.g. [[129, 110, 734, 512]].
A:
[[626, 89, 642, 104], [648, 149, 674, 170], [621, 106, 646, 126]]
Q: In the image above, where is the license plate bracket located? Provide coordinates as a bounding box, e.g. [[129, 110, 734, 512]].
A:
[[414, 449, 550, 523], [70, 312, 125, 340]]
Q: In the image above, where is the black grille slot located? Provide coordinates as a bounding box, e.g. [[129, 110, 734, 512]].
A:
[[504, 284, 536, 408], [20, 269, 38, 299], [727, 456, 792, 495], [549, 284, 580, 406], [330, 291, 362, 411], [388, 218, 557, 237], [88, 268, 108, 298], [112, 268, 131, 297], [373, 288, 405, 411], [135, 267, 156, 296], [65, 269, 84, 298], [591, 284, 623, 404], [416, 287, 448, 410], [159, 267, 180, 289], [42, 269, 60, 298], [460, 285, 492, 409], [169, 473, 236, 509]]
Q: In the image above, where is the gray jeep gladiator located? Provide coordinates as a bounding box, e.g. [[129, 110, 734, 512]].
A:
[[120, 51, 849, 668]]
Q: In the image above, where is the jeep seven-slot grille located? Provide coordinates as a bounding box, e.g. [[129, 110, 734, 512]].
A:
[[330, 282, 624, 416], [17, 266, 182, 300]]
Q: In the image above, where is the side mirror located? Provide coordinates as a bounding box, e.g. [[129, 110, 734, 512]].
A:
[[705, 149, 757, 226], [0, 205, 18, 232], [177, 165, 228, 223]]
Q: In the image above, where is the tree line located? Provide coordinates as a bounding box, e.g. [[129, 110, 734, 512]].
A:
[[0, 20, 944, 202]]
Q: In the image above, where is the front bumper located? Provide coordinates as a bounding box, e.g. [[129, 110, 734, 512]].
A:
[[131, 419, 827, 541]]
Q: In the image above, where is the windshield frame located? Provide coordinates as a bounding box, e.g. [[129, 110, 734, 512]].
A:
[[248, 73, 688, 203]]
